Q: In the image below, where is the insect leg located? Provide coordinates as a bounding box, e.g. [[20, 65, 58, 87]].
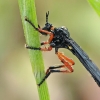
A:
[[56, 52, 75, 72], [25, 17, 54, 36], [25, 17, 39, 31], [25, 44, 52, 51], [25, 32, 54, 51], [38, 52, 75, 86], [57, 52, 75, 65], [38, 65, 63, 86]]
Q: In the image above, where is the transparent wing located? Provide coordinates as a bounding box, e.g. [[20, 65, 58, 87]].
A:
[[67, 38, 100, 86]]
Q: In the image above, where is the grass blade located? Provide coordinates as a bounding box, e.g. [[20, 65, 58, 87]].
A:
[[18, 0, 50, 100], [88, 0, 100, 16]]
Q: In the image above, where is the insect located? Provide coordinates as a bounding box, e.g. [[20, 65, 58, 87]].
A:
[[25, 11, 100, 87]]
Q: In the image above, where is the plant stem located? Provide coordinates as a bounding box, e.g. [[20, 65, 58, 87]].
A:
[[18, 0, 50, 100]]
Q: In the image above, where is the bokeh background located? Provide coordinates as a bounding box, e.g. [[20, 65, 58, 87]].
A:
[[0, 0, 100, 100]]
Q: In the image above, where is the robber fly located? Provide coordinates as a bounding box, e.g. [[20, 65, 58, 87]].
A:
[[25, 11, 100, 86]]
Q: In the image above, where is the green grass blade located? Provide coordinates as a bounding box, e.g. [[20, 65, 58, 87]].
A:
[[18, 0, 50, 100], [88, 0, 100, 16]]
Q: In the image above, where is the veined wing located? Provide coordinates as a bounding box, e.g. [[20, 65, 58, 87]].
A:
[[67, 38, 100, 86]]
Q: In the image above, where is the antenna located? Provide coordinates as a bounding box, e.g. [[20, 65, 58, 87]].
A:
[[46, 11, 49, 23]]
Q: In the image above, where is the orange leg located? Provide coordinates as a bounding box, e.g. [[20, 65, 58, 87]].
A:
[[25, 43, 53, 51], [40, 46, 52, 51], [38, 28, 54, 43], [56, 52, 75, 72], [25, 17, 54, 42], [37, 29, 54, 43], [25, 17, 54, 47], [38, 52, 75, 86]]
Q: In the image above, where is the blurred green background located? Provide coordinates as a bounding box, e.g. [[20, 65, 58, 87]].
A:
[[0, 0, 100, 100]]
